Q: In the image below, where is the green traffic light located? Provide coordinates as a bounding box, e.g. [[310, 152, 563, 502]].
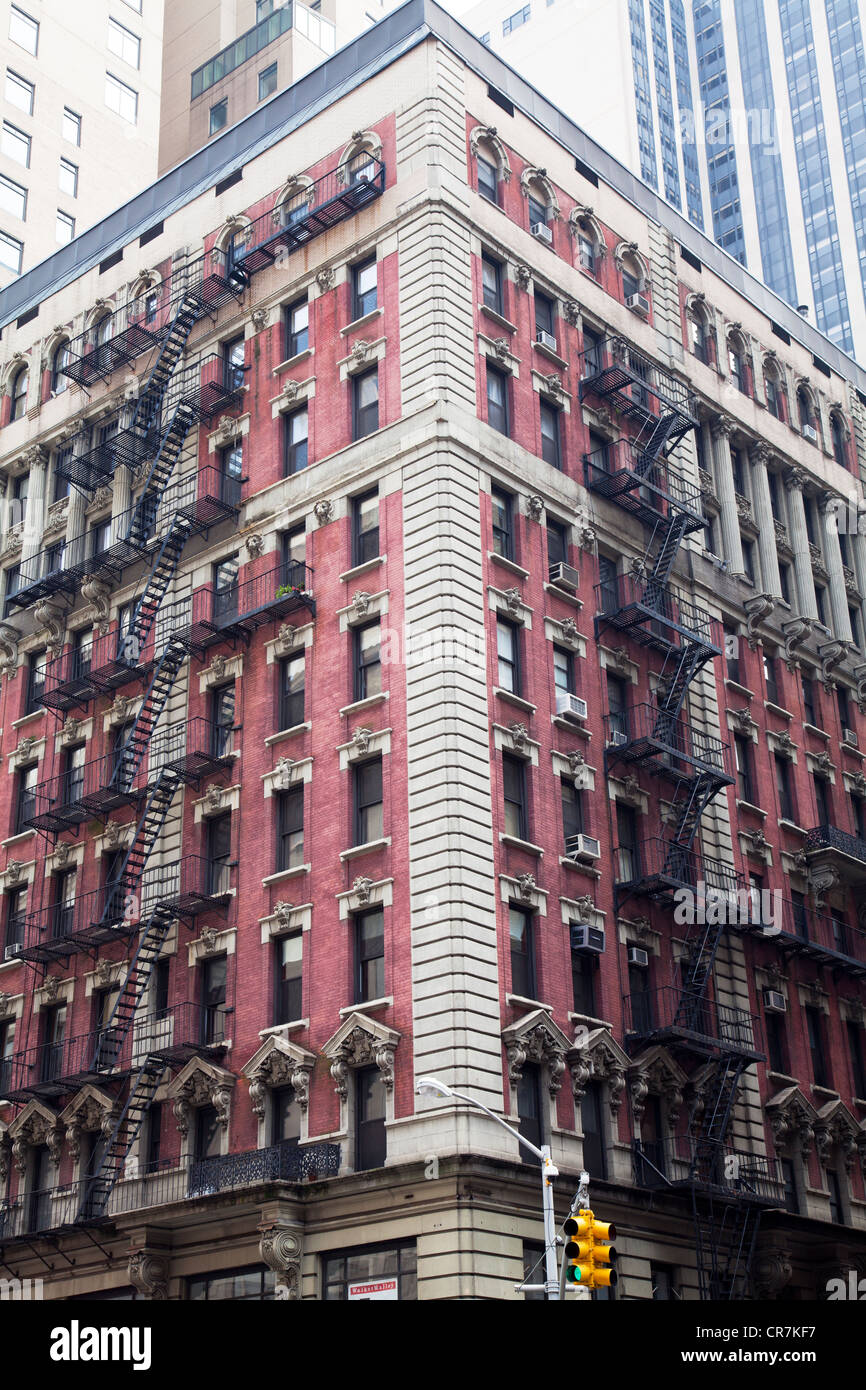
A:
[[565, 1265, 585, 1284]]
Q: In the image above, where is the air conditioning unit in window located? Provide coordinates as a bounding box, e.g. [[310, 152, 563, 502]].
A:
[[627, 945, 649, 968], [536, 328, 558, 352], [531, 222, 553, 245], [626, 292, 650, 317], [570, 921, 605, 954], [3, 943, 23, 962], [843, 727, 859, 748], [549, 561, 580, 593], [608, 729, 629, 747], [802, 423, 818, 442], [556, 692, 588, 720], [567, 832, 601, 861], [763, 988, 787, 1014]]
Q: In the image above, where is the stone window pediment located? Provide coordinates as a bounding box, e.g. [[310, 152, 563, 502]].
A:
[[242, 1036, 316, 1116], [765, 1084, 819, 1157], [568, 1026, 629, 1111], [322, 1011, 400, 1098], [8, 1098, 63, 1171], [814, 1098, 862, 1171], [167, 1056, 235, 1136], [60, 1085, 117, 1161], [338, 726, 391, 770], [627, 1045, 687, 1122], [502, 1009, 571, 1096], [336, 875, 393, 920], [262, 754, 313, 798], [499, 872, 547, 915]]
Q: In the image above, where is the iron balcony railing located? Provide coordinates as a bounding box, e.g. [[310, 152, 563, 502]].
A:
[[805, 824, 866, 871], [604, 702, 734, 782], [0, 1141, 341, 1241], [632, 1138, 783, 1203], [139, 854, 235, 921], [623, 986, 761, 1056], [230, 158, 386, 276], [578, 336, 697, 427], [595, 573, 721, 653], [0, 1002, 226, 1103], [583, 441, 705, 530], [24, 718, 233, 833], [731, 897, 866, 975], [614, 836, 744, 898]]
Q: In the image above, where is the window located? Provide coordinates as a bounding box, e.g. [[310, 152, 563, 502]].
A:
[[41, 1004, 66, 1081], [780, 1158, 798, 1214], [354, 621, 381, 702], [0, 1018, 15, 1090], [352, 490, 379, 565], [5, 70, 34, 115], [802, 670, 818, 726], [791, 889, 808, 940], [9, 7, 38, 55], [59, 159, 78, 198], [0, 231, 23, 276], [775, 754, 795, 822], [4, 565, 21, 617], [206, 813, 231, 898], [765, 370, 784, 420], [283, 407, 308, 475], [764, 1004, 788, 1074], [284, 296, 308, 357], [347, 148, 377, 186], [355, 907, 385, 1003], [847, 1021, 866, 1099], [219, 440, 242, 505], [523, 1242, 545, 1301], [805, 1006, 829, 1088], [528, 191, 548, 228], [622, 267, 640, 300], [51, 341, 71, 395], [578, 230, 597, 274], [258, 62, 278, 100], [145, 1104, 163, 1175], [2, 120, 30, 167], [481, 252, 503, 314], [477, 153, 498, 204], [831, 414, 847, 468], [62, 108, 82, 145], [194, 1104, 222, 1161], [12, 473, 28, 525], [813, 773, 831, 826], [827, 1169, 846, 1225], [0, 173, 26, 221], [272, 1087, 300, 1147], [491, 486, 513, 559], [497, 619, 520, 694], [561, 776, 584, 848], [354, 758, 383, 845], [503, 753, 527, 840], [798, 388, 814, 432], [352, 368, 379, 440], [90, 516, 112, 561], [201, 954, 227, 1046], [323, 1242, 416, 1300], [5, 885, 27, 949], [734, 734, 755, 805], [616, 802, 638, 883], [534, 290, 554, 340], [356, 1067, 386, 1171], [546, 518, 567, 572], [213, 556, 239, 624], [571, 945, 596, 1016], [274, 932, 302, 1022], [539, 399, 561, 469], [108, 17, 140, 67], [17, 763, 37, 833], [352, 256, 377, 320], [606, 672, 628, 741], [651, 1265, 678, 1300], [581, 1084, 606, 1179], [105, 72, 138, 123], [510, 905, 535, 999], [278, 653, 305, 730], [189, 1266, 275, 1301], [276, 787, 303, 871], [516, 1062, 542, 1161], [223, 335, 245, 391], [724, 624, 740, 683], [211, 684, 235, 758], [728, 341, 748, 394], [64, 744, 86, 806], [486, 362, 509, 435], [837, 685, 851, 731], [503, 5, 531, 35], [51, 869, 76, 940], [56, 210, 75, 244], [763, 653, 779, 706], [553, 645, 574, 695], [582, 326, 602, 377]]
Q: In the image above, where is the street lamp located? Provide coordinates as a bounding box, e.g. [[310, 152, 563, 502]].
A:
[[415, 1075, 561, 1298]]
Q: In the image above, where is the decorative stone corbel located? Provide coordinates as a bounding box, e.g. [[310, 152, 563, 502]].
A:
[[0, 623, 20, 679], [526, 494, 544, 522], [34, 598, 66, 657], [781, 616, 812, 670], [259, 1222, 302, 1301], [128, 1249, 170, 1301], [744, 593, 775, 648], [81, 576, 112, 635], [314, 499, 333, 526]]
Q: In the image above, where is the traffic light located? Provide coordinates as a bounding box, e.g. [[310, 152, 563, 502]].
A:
[[563, 1208, 617, 1290]]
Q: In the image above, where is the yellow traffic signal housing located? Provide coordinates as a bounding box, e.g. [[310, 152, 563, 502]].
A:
[[563, 1208, 618, 1290]]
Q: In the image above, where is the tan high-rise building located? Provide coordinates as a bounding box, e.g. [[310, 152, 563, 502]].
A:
[[0, 0, 165, 288]]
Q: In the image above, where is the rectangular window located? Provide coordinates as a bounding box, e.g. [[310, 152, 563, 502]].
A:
[[62, 108, 81, 145], [0, 231, 23, 275], [0, 1018, 15, 1091], [194, 1104, 221, 1161], [554, 645, 574, 694], [64, 743, 86, 806], [651, 1265, 678, 1301], [354, 621, 381, 702], [5, 69, 34, 114], [352, 368, 379, 440], [278, 653, 305, 731], [571, 947, 596, 1016], [282, 525, 305, 581], [491, 486, 513, 560], [352, 490, 379, 565], [540, 399, 561, 469], [17, 763, 37, 834], [108, 17, 140, 67], [847, 1021, 866, 1100], [213, 556, 239, 625], [223, 335, 245, 391], [486, 362, 509, 435], [284, 296, 308, 357], [775, 754, 795, 822], [258, 62, 278, 101], [2, 120, 30, 167], [805, 1006, 829, 1089], [201, 954, 227, 1046], [546, 518, 567, 571], [273, 1086, 300, 1146], [105, 72, 138, 123], [509, 905, 535, 999], [51, 869, 76, 940], [354, 758, 383, 845], [481, 252, 503, 314], [276, 787, 304, 871], [503, 753, 527, 840], [477, 154, 498, 203], [497, 618, 520, 694], [561, 776, 584, 845], [764, 1008, 788, 1074], [582, 327, 602, 377], [534, 290, 554, 339], [581, 1083, 607, 1179], [352, 256, 377, 320], [734, 734, 755, 805], [0, 173, 27, 221], [283, 407, 308, 475], [41, 1004, 67, 1081], [56, 210, 75, 244], [606, 672, 628, 740], [813, 774, 831, 826], [211, 683, 235, 758], [5, 885, 27, 949], [802, 671, 818, 726], [219, 441, 242, 506], [616, 802, 638, 883], [90, 516, 112, 560], [323, 1242, 416, 1301], [4, 565, 21, 617], [274, 932, 302, 1023], [206, 813, 232, 898], [763, 653, 779, 706], [356, 1067, 386, 1171], [516, 1062, 542, 1162], [828, 1170, 846, 1225], [355, 907, 385, 1003], [9, 6, 38, 54], [59, 159, 78, 198]]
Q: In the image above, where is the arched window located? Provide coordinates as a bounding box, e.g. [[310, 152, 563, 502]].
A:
[[470, 127, 510, 208], [619, 248, 647, 302], [526, 177, 550, 230], [797, 386, 817, 439], [727, 331, 749, 395], [830, 412, 848, 468], [576, 221, 597, 272], [763, 358, 786, 420], [10, 367, 28, 420], [51, 340, 70, 395], [347, 148, 377, 187], [687, 301, 712, 365]]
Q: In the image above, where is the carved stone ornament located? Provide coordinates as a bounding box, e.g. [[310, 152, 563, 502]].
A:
[[171, 1064, 234, 1137], [773, 730, 796, 759], [349, 339, 371, 367], [813, 751, 834, 778], [43, 974, 60, 1002], [503, 586, 523, 616], [781, 615, 813, 669], [10, 1106, 63, 1174], [274, 756, 296, 789], [60, 715, 83, 745], [468, 124, 512, 181], [248, 1048, 313, 1117], [818, 638, 848, 692], [765, 1088, 818, 1159], [567, 750, 587, 776], [206, 655, 227, 681], [810, 865, 839, 913], [526, 494, 544, 522], [743, 829, 771, 859], [0, 620, 22, 679], [329, 1023, 397, 1099], [352, 590, 372, 616], [628, 1049, 685, 1124], [352, 876, 373, 905], [314, 498, 334, 527], [352, 726, 373, 756], [103, 819, 127, 849], [251, 306, 269, 332], [273, 900, 295, 927], [245, 533, 265, 559], [559, 617, 580, 647], [492, 336, 511, 362], [744, 592, 775, 647], [53, 840, 73, 867], [275, 622, 298, 652], [316, 266, 336, 294], [563, 299, 581, 327], [128, 1250, 169, 1301], [542, 373, 564, 401], [4, 860, 23, 884], [259, 1222, 302, 1300], [13, 734, 37, 763], [503, 1013, 571, 1096], [515, 263, 532, 291], [204, 783, 224, 811], [0, 991, 11, 1016], [752, 1247, 793, 1300], [516, 873, 537, 900], [199, 926, 219, 954], [212, 414, 242, 447], [34, 597, 65, 656], [730, 706, 757, 734]]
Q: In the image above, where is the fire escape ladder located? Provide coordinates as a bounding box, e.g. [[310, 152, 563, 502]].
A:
[[77, 1054, 167, 1222], [641, 512, 692, 611], [89, 904, 176, 1073], [110, 637, 189, 793], [126, 401, 199, 548], [127, 291, 206, 442], [692, 1187, 763, 1301], [633, 410, 681, 476]]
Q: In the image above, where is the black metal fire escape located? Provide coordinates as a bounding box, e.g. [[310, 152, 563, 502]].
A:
[[582, 336, 773, 1299]]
